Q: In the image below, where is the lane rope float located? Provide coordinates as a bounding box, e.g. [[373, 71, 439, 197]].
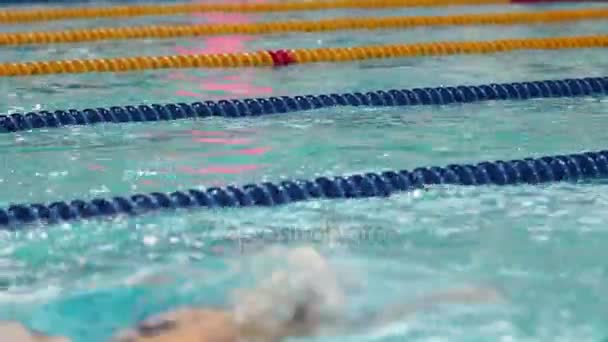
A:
[[1, 76, 606, 133], [0, 0, 579, 24], [2, 149, 607, 228], [2, 8, 608, 46], [1, 34, 608, 77]]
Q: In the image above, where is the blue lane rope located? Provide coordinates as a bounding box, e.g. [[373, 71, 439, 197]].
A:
[[2, 149, 607, 228], [2, 76, 606, 134]]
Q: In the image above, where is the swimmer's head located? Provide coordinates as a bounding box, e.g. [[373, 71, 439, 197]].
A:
[[231, 246, 345, 339]]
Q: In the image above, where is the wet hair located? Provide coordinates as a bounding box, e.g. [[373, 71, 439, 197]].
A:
[[111, 314, 178, 341], [136, 315, 177, 337], [292, 304, 309, 323]]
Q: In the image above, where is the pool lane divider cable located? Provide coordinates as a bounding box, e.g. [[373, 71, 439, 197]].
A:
[[1, 76, 606, 134], [3, 8, 608, 46], [0, 0, 584, 24], [2, 149, 607, 228], [2, 34, 607, 77]]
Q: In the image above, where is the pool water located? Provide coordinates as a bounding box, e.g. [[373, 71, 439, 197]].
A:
[[1, 1, 608, 341]]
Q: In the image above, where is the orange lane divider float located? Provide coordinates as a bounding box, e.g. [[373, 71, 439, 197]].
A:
[[1, 34, 607, 77], [0, 0, 574, 24], [1, 8, 607, 46]]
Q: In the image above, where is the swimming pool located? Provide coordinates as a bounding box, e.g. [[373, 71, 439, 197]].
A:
[[1, 0, 608, 340]]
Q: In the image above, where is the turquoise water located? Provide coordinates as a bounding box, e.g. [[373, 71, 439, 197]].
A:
[[1, 1, 608, 341]]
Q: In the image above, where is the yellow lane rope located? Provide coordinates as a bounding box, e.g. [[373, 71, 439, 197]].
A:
[[1, 8, 606, 46], [0, 0, 514, 24], [1, 34, 606, 77]]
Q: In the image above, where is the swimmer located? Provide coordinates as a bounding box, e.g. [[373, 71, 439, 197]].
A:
[[0, 246, 504, 342], [113, 246, 503, 342], [114, 246, 347, 342]]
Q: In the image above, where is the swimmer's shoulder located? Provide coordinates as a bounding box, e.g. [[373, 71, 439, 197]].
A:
[[113, 308, 238, 342], [0, 321, 70, 342]]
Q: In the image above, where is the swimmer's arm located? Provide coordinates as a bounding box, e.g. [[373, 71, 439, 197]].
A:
[[0, 321, 70, 342], [379, 286, 504, 323], [341, 286, 505, 332]]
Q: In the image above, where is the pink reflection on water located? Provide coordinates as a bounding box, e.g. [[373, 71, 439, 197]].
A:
[[145, 0, 275, 184], [167, 71, 200, 82], [170, 1, 273, 99], [217, 146, 270, 156], [152, 147, 272, 161], [178, 164, 265, 175], [175, 89, 203, 97], [175, 35, 255, 55], [87, 164, 106, 172], [201, 82, 273, 96], [193, 137, 253, 145], [140, 179, 159, 186], [188, 130, 231, 136]]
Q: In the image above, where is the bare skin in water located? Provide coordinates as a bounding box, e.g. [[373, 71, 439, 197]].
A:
[[0, 246, 504, 342], [0, 321, 69, 342]]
